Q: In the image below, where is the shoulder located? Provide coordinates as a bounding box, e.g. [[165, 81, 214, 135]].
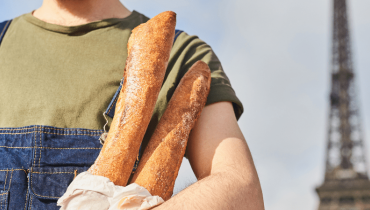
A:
[[173, 31, 212, 55], [171, 31, 216, 69], [1, 13, 31, 27], [169, 31, 244, 120], [0, 14, 24, 32], [0, 15, 24, 45]]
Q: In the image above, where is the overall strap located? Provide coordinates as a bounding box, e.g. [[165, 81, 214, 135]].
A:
[[104, 29, 184, 119], [0, 20, 12, 45], [174, 29, 183, 42]]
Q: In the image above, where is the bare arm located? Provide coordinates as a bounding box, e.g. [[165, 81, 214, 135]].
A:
[[154, 101, 264, 210]]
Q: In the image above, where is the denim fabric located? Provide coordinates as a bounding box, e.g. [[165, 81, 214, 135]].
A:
[[104, 78, 123, 119], [0, 20, 12, 45], [174, 30, 183, 42], [0, 126, 103, 209]]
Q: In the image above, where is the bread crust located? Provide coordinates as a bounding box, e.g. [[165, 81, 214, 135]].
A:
[[88, 11, 176, 186], [131, 61, 212, 200]]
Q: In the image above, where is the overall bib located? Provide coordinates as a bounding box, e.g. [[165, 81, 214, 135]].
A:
[[0, 20, 183, 210], [0, 126, 103, 210]]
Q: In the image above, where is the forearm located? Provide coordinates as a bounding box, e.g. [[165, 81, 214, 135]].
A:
[[154, 137, 264, 210], [154, 165, 264, 210], [153, 102, 265, 209]]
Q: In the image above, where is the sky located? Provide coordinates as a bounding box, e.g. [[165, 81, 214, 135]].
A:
[[1, 0, 370, 209]]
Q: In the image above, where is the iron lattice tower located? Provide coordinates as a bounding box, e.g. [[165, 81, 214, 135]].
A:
[[316, 0, 370, 209]]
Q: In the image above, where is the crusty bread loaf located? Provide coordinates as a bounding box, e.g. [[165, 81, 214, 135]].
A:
[[88, 11, 176, 186], [131, 61, 211, 200]]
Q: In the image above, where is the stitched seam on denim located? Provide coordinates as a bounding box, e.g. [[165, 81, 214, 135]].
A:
[[41, 127, 102, 132], [0, 21, 10, 41], [0, 126, 101, 132], [0, 131, 101, 136], [29, 169, 85, 199], [30, 169, 34, 201], [3, 171, 8, 191], [31, 172, 74, 174], [43, 128, 102, 132], [30, 172, 60, 199], [0, 146, 101, 149], [8, 169, 13, 190], [0, 132, 34, 135], [0, 146, 33, 149], [0, 169, 27, 172], [33, 127, 37, 167], [24, 172, 29, 210], [0, 193, 3, 210], [0, 128, 32, 131], [29, 194, 32, 210], [32, 193, 59, 199], [42, 132, 101, 136], [0, 127, 102, 132], [0, 127, 34, 131], [0, 169, 6, 210], [0, 192, 6, 210], [39, 130, 42, 167], [44, 127, 101, 132]]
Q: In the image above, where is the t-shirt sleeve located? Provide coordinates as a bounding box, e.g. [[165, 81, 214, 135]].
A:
[[171, 32, 243, 120]]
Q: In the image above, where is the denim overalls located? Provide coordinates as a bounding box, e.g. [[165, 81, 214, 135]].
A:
[[0, 20, 183, 209]]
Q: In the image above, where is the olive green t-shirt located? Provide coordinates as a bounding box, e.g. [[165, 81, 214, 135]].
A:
[[0, 11, 243, 149]]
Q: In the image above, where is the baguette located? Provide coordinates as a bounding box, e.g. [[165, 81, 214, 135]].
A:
[[88, 11, 176, 186], [131, 61, 211, 200]]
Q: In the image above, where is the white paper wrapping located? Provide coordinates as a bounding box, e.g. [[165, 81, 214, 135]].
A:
[[57, 171, 164, 210]]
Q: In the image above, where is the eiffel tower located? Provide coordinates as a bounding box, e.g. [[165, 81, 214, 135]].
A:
[[315, 0, 370, 209]]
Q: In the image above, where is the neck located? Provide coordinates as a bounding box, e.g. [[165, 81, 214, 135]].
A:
[[33, 0, 131, 26]]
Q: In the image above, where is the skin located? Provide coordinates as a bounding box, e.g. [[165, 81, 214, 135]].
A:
[[153, 101, 264, 210], [33, 0, 131, 26], [33, 1, 265, 209]]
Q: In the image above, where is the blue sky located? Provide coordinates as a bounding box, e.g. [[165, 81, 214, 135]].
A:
[[1, 1, 370, 209]]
